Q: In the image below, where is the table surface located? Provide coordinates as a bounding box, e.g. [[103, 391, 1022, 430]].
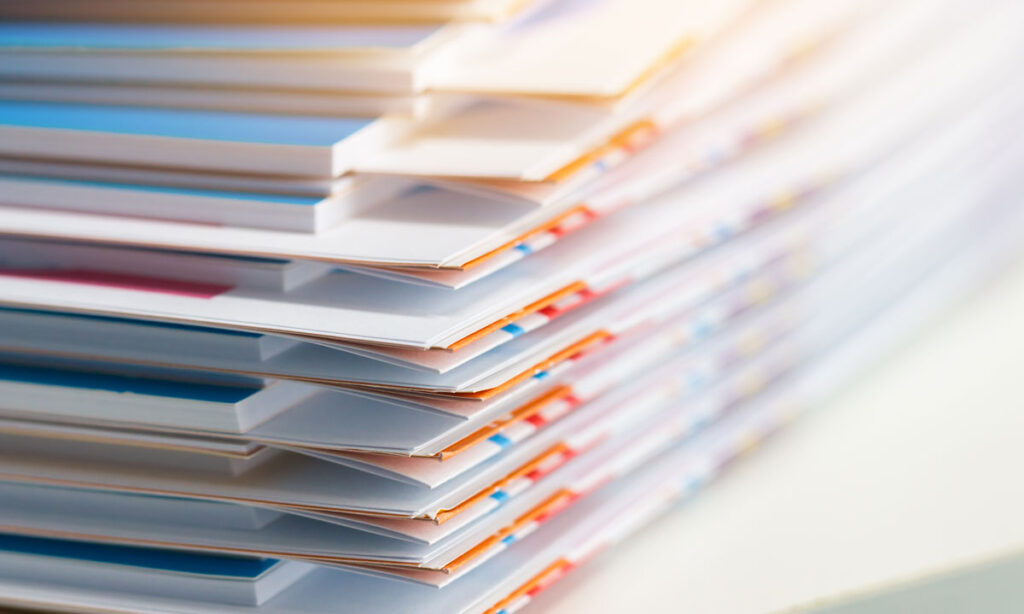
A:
[[528, 254, 1024, 614]]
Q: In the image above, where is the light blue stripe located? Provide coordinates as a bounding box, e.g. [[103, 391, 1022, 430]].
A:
[[713, 224, 733, 242], [3, 174, 323, 205], [501, 323, 526, 337], [514, 243, 533, 255], [693, 318, 714, 339], [0, 100, 371, 146], [0, 23, 440, 50], [488, 433, 513, 449], [489, 491, 510, 504]]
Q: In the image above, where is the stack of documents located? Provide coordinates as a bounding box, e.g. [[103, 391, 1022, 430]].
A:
[[0, 0, 1022, 612]]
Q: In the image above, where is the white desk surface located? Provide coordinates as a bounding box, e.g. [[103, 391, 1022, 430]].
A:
[[529, 255, 1024, 614]]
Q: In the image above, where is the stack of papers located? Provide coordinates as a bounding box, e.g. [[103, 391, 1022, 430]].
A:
[[0, 0, 1021, 612]]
